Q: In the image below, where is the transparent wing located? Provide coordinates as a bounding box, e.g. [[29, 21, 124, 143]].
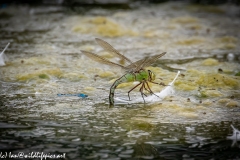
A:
[[95, 38, 136, 66], [125, 57, 148, 71], [81, 50, 128, 69], [139, 52, 166, 69], [126, 52, 167, 71]]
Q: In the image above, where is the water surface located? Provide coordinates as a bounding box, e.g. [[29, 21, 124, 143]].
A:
[[0, 2, 240, 159]]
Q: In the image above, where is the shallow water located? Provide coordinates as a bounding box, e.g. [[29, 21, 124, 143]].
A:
[[0, 2, 240, 159]]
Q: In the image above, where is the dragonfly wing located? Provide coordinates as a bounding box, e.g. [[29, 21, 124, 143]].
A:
[[126, 52, 167, 71], [81, 50, 128, 69], [95, 38, 136, 66], [134, 57, 150, 71], [125, 58, 148, 71], [138, 52, 166, 69]]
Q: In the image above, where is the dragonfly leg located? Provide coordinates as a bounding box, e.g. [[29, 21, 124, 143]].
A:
[[139, 83, 146, 103], [127, 82, 142, 101], [143, 81, 153, 95], [142, 82, 149, 97], [145, 81, 160, 98]]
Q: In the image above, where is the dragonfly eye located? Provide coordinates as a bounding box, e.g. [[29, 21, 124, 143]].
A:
[[148, 70, 155, 81]]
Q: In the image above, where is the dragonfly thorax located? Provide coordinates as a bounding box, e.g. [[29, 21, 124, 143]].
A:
[[129, 69, 156, 82]]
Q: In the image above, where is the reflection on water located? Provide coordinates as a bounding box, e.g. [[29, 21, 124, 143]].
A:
[[0, 1, 240, 159], [0, 117, 239, 159], [227, 125, 240, 147], [0, 42, 10, 66]]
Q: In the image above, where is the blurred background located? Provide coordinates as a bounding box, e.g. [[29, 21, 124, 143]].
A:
[[1, 0, 240, 6]]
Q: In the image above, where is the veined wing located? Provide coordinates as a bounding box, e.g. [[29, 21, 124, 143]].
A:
[[126, 52, 167, 71], [81, 50, 128, 69], [95, 38, 136, 67], [139, 52, 166, 69], [125, 57, 148, 71]]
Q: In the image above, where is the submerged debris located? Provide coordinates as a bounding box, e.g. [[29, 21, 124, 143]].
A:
[[57, 93, 88, 98]]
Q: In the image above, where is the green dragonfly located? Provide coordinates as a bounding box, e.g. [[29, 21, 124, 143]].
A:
[[81, 38, 166, 106]]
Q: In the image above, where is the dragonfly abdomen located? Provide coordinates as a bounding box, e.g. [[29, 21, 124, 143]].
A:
[[109, 70, 150, 106], [109, 74, 130, 106]]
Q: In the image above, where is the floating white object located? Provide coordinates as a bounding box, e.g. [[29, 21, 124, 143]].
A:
[[227, 125, 240, 147], [0, 43, 10, 66], [115, 71, 180, 104]]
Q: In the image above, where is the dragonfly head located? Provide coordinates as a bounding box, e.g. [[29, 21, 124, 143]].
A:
[[147, 70, 156, 81]]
